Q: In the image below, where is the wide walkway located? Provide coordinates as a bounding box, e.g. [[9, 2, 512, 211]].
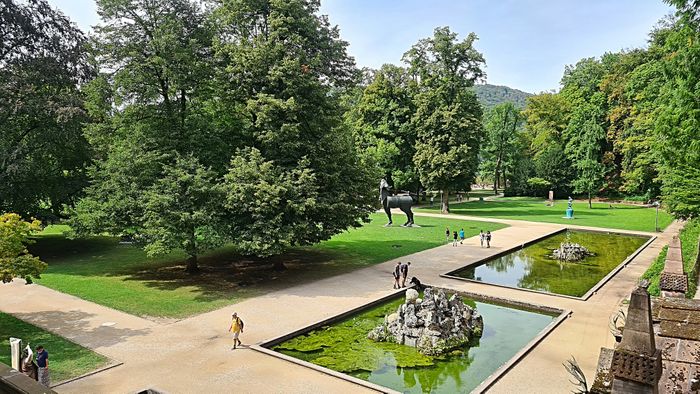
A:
[[0, 212, 681, 393]]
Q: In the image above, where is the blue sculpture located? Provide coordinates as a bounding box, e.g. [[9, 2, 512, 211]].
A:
[[565, 196, 574, 219]]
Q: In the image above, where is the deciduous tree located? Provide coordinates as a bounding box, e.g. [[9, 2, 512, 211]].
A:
[[405, 27, 485, 213]]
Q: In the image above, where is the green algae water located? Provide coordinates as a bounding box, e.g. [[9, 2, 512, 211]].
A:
[[273, 296, 556, 393], [452, 229, 649, 297]]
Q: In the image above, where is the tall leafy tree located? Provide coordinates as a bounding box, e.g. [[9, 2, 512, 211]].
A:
[[481, 102, 523, 194], [567, 108, 606, 208], [404, 27, 485, 213], [655, 0, 700, 218], [0, 0, 92, 218], [347, 64, 419, 192], [72, 0, 221, 272], [213, 0, 375, 257]]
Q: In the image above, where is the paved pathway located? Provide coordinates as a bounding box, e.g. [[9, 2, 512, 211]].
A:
[[0, 213, 680, 393]]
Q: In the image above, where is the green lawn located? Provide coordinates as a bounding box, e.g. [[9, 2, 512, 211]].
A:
[[31, 214, 506, 319], [0, 312, 108, 383], [419, 198, 673, 232]]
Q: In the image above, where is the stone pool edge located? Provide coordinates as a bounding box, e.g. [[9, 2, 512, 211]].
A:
[[250, 286, 569, 394], [440, 228, 657, 301]]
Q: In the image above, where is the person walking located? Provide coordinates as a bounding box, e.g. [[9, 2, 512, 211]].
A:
[[393, 261, 402, 289], [479, 230, 485, 248], [400, 262, 411, 288], [459, 228, 465, 244], [453, 231, 458, 247], [486, 231, 492, 248], [229, 312, 244, 349], [36, 346, 49, 387], [445, 227, 450, 243]]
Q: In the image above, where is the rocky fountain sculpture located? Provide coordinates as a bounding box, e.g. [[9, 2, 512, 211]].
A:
[[552, 242, 593, 262], [367, 287, 483, 356]]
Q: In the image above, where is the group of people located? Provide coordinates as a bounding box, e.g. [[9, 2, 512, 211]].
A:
[[392, 261, 411, 289], [445, 227, 492, 248]]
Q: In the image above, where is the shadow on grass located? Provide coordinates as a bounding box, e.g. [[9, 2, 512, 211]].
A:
[[31, 235, 443, 306]]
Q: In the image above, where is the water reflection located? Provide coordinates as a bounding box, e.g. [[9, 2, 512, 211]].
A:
[[453, 230, 648, 297]]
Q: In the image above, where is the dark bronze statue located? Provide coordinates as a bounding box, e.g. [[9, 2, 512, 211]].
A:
[[380, 177, 417, 227]]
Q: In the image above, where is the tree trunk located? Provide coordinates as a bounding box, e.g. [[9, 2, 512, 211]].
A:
[[185, 226, 199, 273], [186, 254, 199, 273], [494, 159, 502, 195], [441, 189, 450, 214], [588, 191, 592, 209]]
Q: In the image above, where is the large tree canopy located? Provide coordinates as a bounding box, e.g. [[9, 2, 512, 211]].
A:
[[213, 0, 375, 257], [347, 64, 420, 193], [0, 0, 92, 218], [405, 27, 485, 213], [72, 0, 375, 270]]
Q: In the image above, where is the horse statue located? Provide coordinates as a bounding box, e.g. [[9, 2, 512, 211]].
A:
[[380, 177, 417, 227]]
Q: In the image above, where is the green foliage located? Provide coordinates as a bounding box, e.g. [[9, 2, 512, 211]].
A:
[[481, 102, 524, 194], [655, 2, 700, 218], [640, 245, 668, 296], [0, 0, 92, 217], [406, 27, 486, 212], [679, 218, 700, 298], [526, 178, 551, 197], [0, 213, 46, 284], [73, 0, 375, 267], [212, 0, 376, 257], [347, 64, 419, 192], [141, 156, 225, 272], [473, 84, 532, 109], [0, 312, 108, 382]]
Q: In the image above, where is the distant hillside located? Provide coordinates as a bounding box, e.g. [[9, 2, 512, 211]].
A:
[[473, 84, 532, 109]]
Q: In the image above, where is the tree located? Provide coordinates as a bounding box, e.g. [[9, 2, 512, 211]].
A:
[[655, 0, 700, 218], [0, 0, 92, 218], [568, 114, 606, 208], [481, 102, 523, 194], [141, 156, 224, 273], [348, 64, 419, 192], [0, 213, 46, 284], [404, 27, 486, 213], [72, 0, 221, 272], [213, 0, 375, 257]]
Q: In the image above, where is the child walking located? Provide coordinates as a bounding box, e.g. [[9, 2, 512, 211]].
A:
[[486, 231, 492, 248]]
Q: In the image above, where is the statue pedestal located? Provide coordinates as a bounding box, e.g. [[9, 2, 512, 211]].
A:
[[564, 208, 574, 219]]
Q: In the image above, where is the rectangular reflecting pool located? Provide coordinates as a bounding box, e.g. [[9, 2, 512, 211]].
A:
[[446, 229, 651, 298], [268, 293, 560, 393]]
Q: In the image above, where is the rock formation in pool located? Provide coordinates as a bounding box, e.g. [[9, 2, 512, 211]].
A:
[[552, 242, 592, 262], [367, 287, 483, 356]]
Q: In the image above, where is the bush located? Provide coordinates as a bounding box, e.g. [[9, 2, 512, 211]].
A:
[[641, 245, 668, 297], [680, 218, 700, 298]]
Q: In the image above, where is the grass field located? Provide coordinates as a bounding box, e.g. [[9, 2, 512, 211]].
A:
[[0, 312, 108, 382], [30, 214, 506, 319], [419, 198, 673, 232]]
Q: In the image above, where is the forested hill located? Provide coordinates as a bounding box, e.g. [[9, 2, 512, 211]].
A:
[[473, 84, 532, 109]]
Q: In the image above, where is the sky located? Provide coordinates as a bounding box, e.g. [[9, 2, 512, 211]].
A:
[[47, 0, 673, 93]]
